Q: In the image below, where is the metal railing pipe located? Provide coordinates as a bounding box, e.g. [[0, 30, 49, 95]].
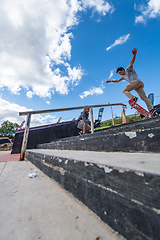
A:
[[19, 102, 126, 160]]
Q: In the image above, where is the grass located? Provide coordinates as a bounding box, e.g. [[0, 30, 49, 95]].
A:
[[0, 148, 11, 151], [97, 114, 143, 130]]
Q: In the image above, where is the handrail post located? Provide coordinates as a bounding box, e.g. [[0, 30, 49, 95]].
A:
[[122, 105, 127, 124], [19, 113, 31, 161], [111, 106, 115, 126], [89, 107, 94, 134]]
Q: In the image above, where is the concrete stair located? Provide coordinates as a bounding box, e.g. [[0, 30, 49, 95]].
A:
[[37, 117, 160, 153], [25, 117, 160, 239], [26, 149, 160, 240]]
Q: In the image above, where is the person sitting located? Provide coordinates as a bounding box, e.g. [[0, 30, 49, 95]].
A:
[[77, 108, 91, 134]]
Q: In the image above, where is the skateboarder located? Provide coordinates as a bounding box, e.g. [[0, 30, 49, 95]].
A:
[[106, 48, 159, 117], [77, 108, 91, 134]]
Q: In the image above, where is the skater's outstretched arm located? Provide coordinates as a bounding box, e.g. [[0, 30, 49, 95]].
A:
[[130, 48, 138, 67], [106, 78, 122, 83]]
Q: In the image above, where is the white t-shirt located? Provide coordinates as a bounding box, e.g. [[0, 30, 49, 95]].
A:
[[120, 65, 141, 83]]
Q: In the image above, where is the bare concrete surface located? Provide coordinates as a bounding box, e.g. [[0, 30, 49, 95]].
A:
[[0, 160, 124, 240], [0, 162, 6, 175], [29, 149, 160, 175]]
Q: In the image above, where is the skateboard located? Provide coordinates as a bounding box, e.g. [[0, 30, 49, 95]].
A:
[[129, 100, 153, 118]]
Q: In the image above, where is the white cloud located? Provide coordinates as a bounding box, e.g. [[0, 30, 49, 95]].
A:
[[0, 0, 114, 98], [135, 15, 145, 24], [108, 69, 114, 79], [106, 34, 130, 51], [79, 86, 104, 99], [82, 0, 115, 15], [31, 114, 58, 127], [135, 0, 160, 24], [0, 96, 32, 125], [26, 91, 33, 99], [0, 96, 58, 127], [67, 66, 84, 86]]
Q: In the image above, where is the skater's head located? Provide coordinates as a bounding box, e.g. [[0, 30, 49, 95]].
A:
[[85, 108, 89, 113], [116, 67, 125, 75]]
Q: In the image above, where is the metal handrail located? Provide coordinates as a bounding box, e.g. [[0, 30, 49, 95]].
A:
[[19, 103, 127, 161], [19, 103, 126, 116]]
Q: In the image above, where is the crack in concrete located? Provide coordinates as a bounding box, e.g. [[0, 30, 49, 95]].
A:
[[0, 162, 7, 176]]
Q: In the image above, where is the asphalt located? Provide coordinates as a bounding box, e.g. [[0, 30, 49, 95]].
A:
[[28, 149, 160, 176], [0, 152, 124, 240]]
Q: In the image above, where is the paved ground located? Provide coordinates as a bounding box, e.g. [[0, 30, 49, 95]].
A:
[[0, 151, 20, 162], [0, 158, 124, 240], [28, 149, 160, 175]]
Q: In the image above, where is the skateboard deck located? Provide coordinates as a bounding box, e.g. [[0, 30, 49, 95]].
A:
[[129, 100, 153, 118]]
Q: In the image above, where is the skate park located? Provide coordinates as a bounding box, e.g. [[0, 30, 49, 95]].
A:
[[8, 102, 160, 240]]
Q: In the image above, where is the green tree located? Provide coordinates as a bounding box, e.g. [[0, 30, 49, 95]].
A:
[[0, 121, 20, 141]]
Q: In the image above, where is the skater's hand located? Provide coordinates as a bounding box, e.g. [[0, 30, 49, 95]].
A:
[[106, 80, 112, 83], [132, 48, 138, 55], [130, 48, 138, 67]]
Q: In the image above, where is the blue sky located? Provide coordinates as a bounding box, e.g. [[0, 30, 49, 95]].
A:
[[0, 0, 160, 127]]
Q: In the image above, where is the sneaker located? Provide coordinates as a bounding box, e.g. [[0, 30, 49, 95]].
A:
[[94, 120, 101, 128], [132, 97, 138, 103], [79, 131, 87, 135], [150, 108, 159, 117]]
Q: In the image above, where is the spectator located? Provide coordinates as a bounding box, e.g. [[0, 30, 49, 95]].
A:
[[77, 108, 91, 134]]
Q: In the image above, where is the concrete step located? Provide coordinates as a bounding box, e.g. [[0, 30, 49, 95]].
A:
[[12, 116, 160, 154], [95, 116, 160, 135], [26, 149, 160, 240], [37, 125, 160, 153]]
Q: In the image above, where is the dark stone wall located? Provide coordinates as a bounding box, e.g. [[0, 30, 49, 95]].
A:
[[12, 121, 79, 154], [26, 150, 160, 240]]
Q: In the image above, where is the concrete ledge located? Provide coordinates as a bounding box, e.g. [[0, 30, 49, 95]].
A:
[[26, 150, 160, 240], [38, 126, 160, 153]]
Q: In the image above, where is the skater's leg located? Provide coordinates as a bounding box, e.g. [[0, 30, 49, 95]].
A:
[[83, 123, 91, 133], [135, 83, 153, 111], [77, 120, 84, 129], [122, 81, 142, 99]]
